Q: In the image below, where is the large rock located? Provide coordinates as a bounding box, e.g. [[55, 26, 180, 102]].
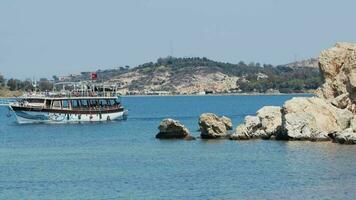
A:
[[230, 124, 250, 140], [256, 106, 282, 135], [156, 118, 195, 140], [329, 128, 356, 144], [230, 106, 282, 140], [231, 43, 356, 143], [317, 42, 356, 113], [199, 113, 232, 139], [281, 97, 353, 140]]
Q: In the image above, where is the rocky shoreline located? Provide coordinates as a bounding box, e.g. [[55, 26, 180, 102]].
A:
[[155, 42, 356, 145]]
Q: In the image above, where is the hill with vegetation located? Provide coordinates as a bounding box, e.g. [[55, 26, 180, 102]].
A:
[[78, 57, 322, 94], [1, 57, 323, 96]]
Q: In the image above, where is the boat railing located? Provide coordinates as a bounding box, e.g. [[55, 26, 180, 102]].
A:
[[22, 91, 120, 98], [71, 104, 122, 111]]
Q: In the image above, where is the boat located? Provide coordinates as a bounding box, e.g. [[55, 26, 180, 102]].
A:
[[8, 82, 128, 124]]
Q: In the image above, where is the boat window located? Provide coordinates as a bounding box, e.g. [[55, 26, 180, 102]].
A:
[[80, 99, 89, 107], [28, 99, 45, 103], [62, 100, 69, 109], [114, 99, 120, 105], [99, 99, 107, 106], [106, 99, 111, 106], [109, 99, 116, 105], [46, 100, 52, 108], [90, 99, 98, 107], [71, 100, 80, 108], [52, 100, 61, 109]]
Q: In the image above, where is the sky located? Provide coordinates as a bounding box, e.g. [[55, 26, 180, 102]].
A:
[[1, 0, 356, 79]]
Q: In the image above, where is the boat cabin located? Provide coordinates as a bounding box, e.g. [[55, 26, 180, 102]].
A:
[[17, 97, 122, 111]]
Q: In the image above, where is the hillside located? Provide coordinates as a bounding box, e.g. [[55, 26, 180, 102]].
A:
[[285, 58, 319, 68], [57, 57, 322, 95]]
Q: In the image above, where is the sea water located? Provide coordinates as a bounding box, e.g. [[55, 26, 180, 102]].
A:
[[0, 95, 356, 200]]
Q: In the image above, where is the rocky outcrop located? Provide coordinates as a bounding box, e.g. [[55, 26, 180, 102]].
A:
[[316, 42, 356, 113], [233, 43, 356, 144], [199, 113, 232, 139], [281, 97, 352, 141], [156, 118, 195, 140], [230, 106, 282, 140]]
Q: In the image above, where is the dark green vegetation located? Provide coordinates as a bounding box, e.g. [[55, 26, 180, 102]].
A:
[[1, 76, 53, 92]]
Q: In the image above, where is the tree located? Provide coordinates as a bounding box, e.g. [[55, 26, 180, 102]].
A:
[[38, 78, 53, 91], [0, 74, 4, 87], [7, 79, 20, 91]]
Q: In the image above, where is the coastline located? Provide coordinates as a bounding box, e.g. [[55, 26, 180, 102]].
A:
[[0, 92, 314, 99], [120, 92, 314, 97]]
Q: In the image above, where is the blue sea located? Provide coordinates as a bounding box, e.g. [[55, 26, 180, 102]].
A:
[[1, 95, 356, 200]]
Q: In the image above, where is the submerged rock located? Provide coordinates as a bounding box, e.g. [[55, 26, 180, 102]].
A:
[[156, 118, 195, 140], [199, 113, 232, 139]]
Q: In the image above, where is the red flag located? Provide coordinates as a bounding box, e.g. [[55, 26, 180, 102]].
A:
[[91, 72, 97, 80]]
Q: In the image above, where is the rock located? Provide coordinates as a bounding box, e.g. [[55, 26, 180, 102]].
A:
[[317, 42, 356, 113], [231, 106, 282, 140], [231, 43, 356, 143], [351, 116, 356, 132], [329, 128, 356, 144], [330, 93, 350, 109], [221, 116, 233, 130], [230, 124, 249, 140], [256, 106, 282, 135], [244, 116, 261, 132], [281, 97, 352, 140], [156, 118, 195, 140], [199, 113, 231, 139]]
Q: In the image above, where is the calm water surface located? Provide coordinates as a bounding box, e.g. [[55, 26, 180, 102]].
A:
[[0, 95, 356, 200]]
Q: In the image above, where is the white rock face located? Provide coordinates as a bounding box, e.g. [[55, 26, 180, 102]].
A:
[[230, 124, 249, 140], [351, 116, 356, 132], [230, 108, 282, 140], [330, 128, 356, 144], [244, 116, 261, 133], [256, 106, 282, 135], [282, 97, 352, 140], [317, 42, 356, 113]]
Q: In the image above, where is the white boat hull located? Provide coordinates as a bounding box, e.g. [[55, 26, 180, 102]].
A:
[[12, 109, 127, 124]]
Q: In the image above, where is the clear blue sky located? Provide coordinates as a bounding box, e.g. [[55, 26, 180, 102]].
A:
[[1, 0, 356, 79]]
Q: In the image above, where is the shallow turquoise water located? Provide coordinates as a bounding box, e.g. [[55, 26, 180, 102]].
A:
[[1, 95, 356, 200]]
